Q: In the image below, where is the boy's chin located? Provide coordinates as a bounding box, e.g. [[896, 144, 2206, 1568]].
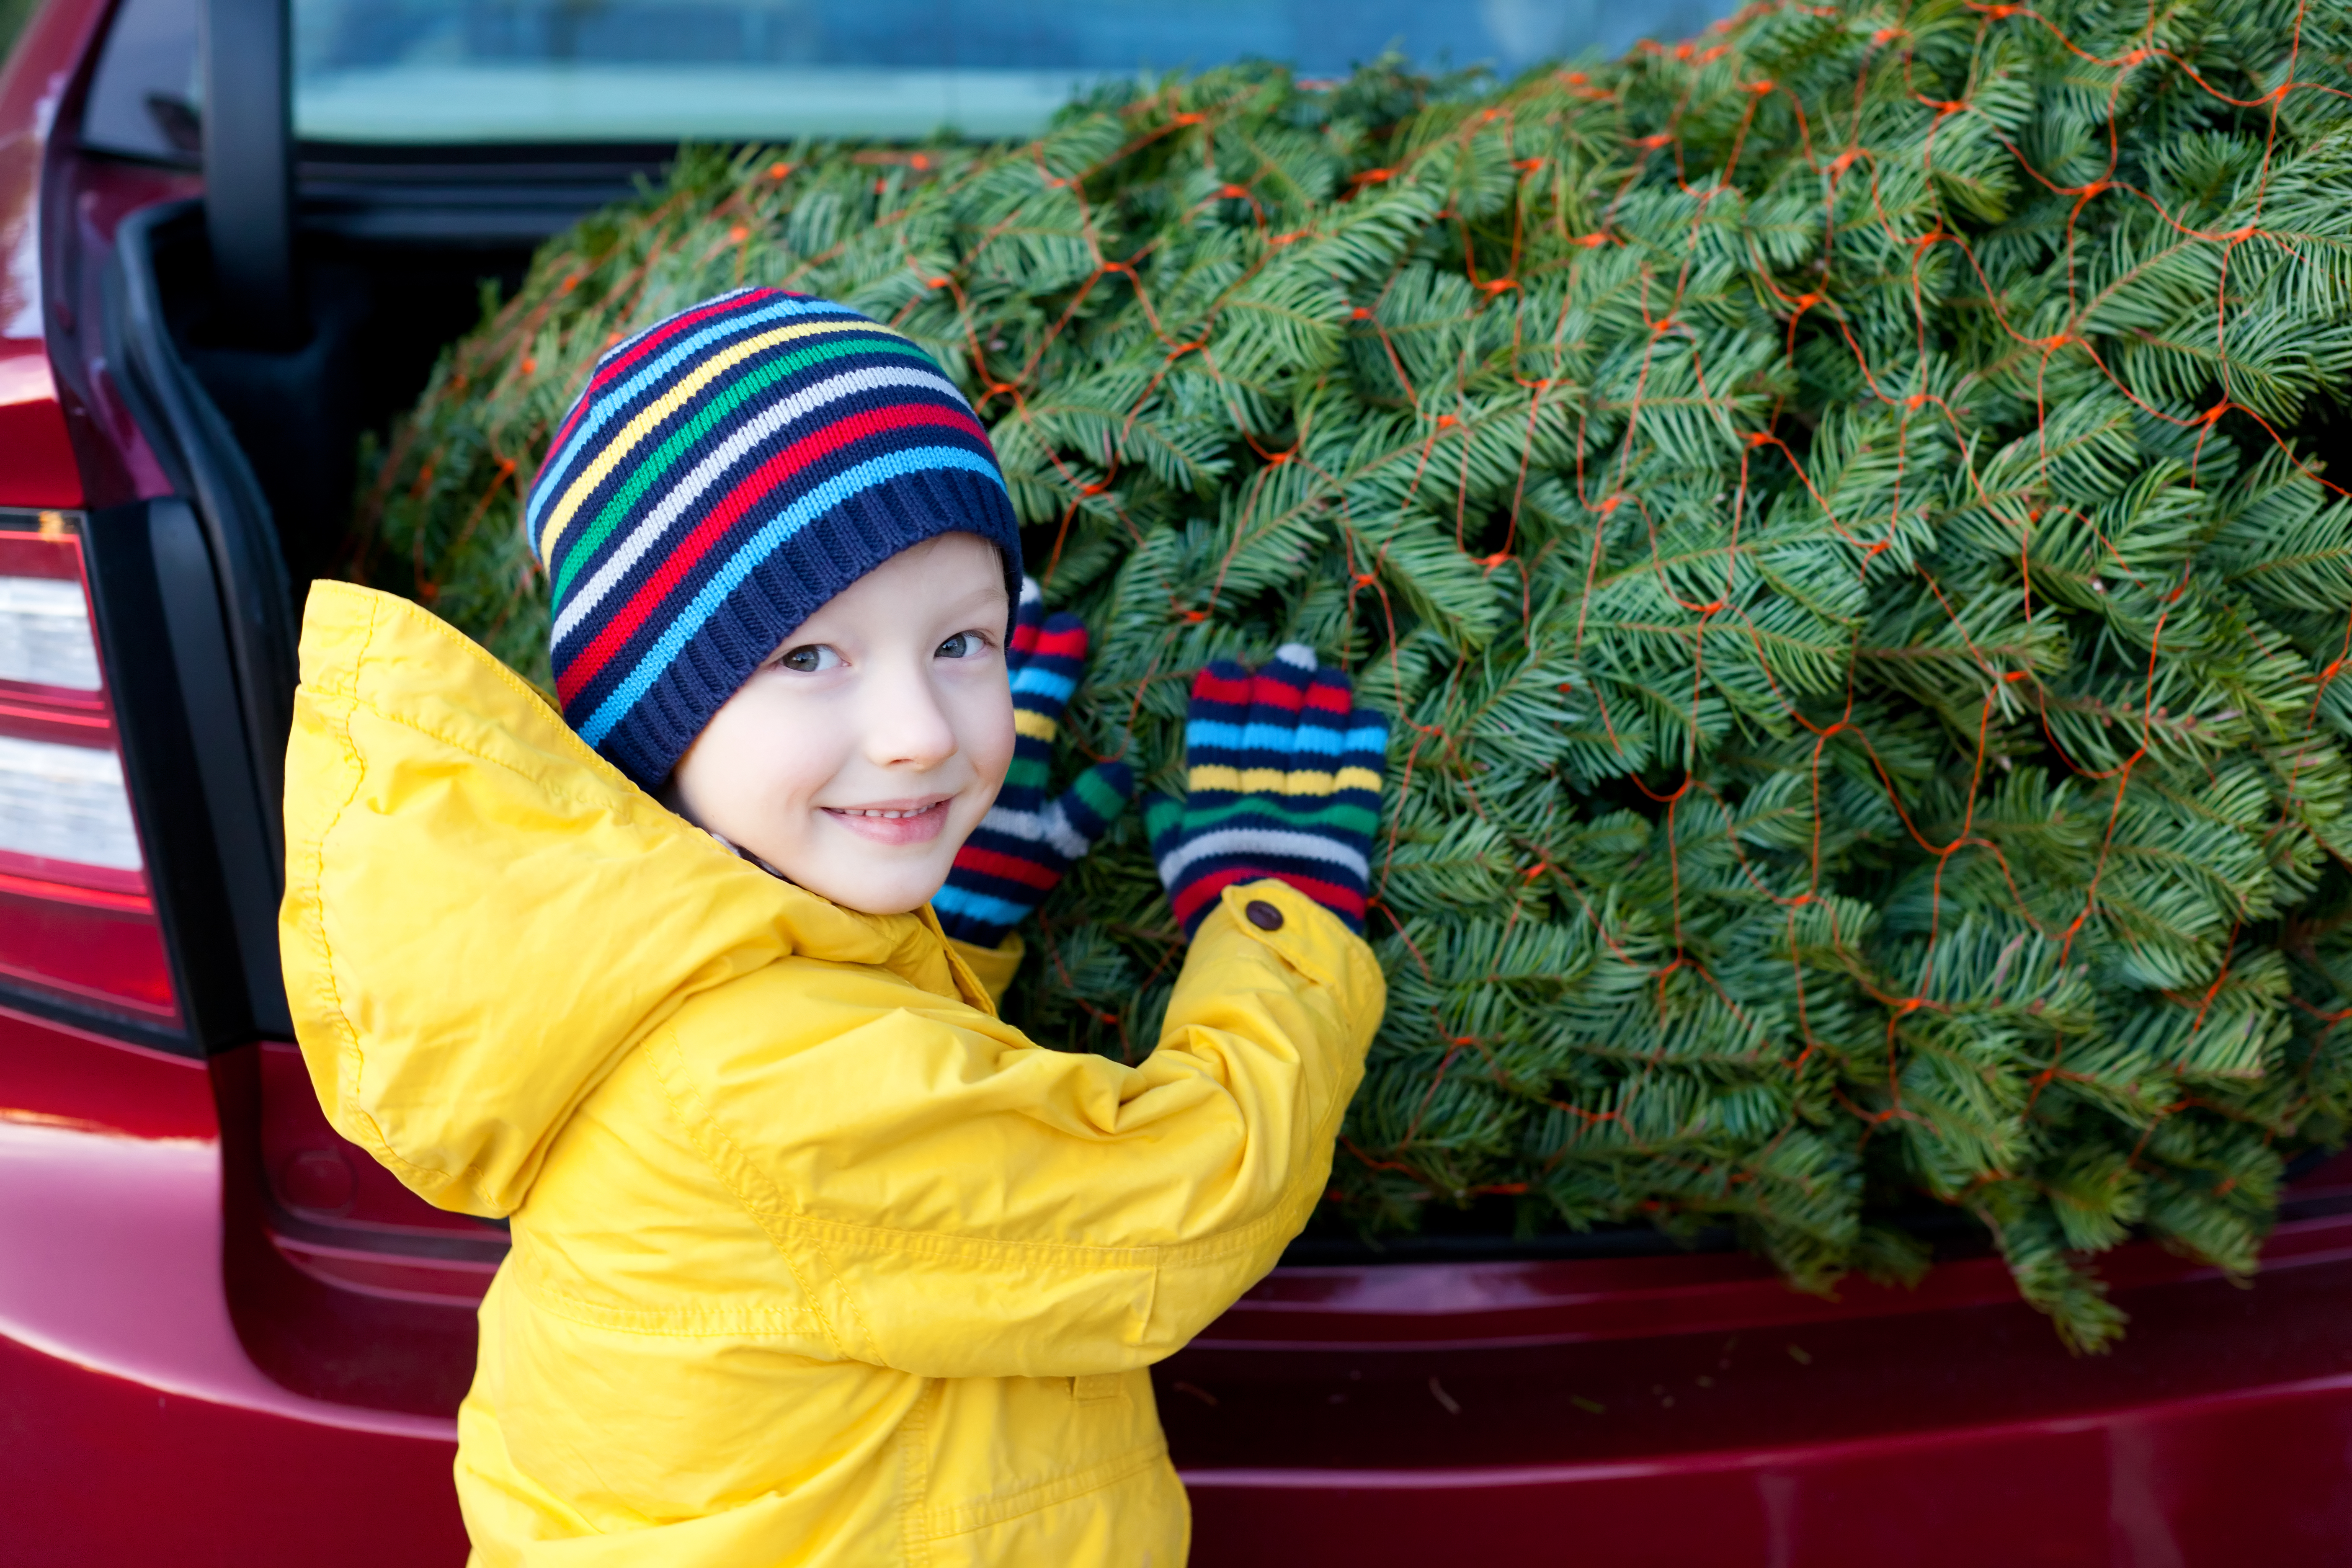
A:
[[788, 858, 955, 919]]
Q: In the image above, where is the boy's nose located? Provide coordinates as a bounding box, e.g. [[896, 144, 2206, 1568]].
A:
[[863, 665, 959, 768]]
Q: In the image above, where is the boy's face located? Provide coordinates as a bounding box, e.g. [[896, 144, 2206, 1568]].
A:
[[666, 533, 1015, 916]]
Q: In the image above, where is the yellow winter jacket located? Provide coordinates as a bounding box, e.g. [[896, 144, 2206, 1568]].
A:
[[277, 583, 1385, 1566]]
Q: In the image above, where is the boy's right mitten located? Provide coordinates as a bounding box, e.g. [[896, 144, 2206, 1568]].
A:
[[1145, 645, 1388, 938]]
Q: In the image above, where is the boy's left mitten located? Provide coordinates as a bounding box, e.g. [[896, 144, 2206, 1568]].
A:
[[933, 580, 1132, 948], [1146, 645, 1388, 938]]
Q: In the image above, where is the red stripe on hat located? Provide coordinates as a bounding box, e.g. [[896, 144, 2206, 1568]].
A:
[[1306, 681, 1351, 713], [557, 400, 986, 703], [951, 845, 1060, 889]]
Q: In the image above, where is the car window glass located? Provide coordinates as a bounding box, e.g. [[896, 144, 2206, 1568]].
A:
[[294, 0, 1726, 144], [83, 0, 1733, 154], [81, 0, 202, 162]]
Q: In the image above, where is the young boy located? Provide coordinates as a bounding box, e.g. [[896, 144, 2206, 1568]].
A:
[[280, 287, 1389, 1565]]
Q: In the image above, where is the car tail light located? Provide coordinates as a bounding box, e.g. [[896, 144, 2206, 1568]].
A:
[[0, 511, 177, 1023]]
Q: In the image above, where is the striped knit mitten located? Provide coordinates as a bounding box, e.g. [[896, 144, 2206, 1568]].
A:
[[1146, 645, 1388, 938], [933, 580, 1132, 949]]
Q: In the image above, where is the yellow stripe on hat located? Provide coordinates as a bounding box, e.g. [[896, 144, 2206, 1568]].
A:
[[1014, 708, 1059, 743], [537, 318, 885, 563], [1187, 765, 1382, 797]]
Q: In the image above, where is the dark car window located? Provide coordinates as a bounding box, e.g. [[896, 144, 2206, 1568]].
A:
[[84, 0, 1724, 155]]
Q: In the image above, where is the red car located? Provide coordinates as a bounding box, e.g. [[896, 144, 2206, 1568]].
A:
[[4, 0, 2350, 1562]]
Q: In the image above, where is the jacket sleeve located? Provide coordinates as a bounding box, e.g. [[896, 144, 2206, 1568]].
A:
[[645, 878, 1383, 1380]]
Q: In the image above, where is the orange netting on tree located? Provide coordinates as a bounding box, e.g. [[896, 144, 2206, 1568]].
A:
[[357, 0, 2352, 1344]]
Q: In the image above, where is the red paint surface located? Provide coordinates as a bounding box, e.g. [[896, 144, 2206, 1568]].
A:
[[0, 0, 104, 508], [0, 1333, 468, 1568], [0, 879, 176, 1018], [1181, 1375, 2352, 1565], [0, 1000, 208, 1136]]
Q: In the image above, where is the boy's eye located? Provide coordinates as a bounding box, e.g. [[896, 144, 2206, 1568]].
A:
[[775, 644, 841, 673], [935, 632, 986, 660]]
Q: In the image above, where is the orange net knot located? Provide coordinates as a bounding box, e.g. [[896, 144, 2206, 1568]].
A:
[[520, 357, 536, 374], [1478, 550, 1514, 569], [926, 276, 951, 289], [1971, 3, 2019, 16], [909, 154, 931, 171], [2118, 48, 2149, 66], [1351, 168, 1396, 186], [1512, 157, 1545, 172], [2200, 401, 2232, 424], [1571, 232, 1612, 248], [727, 224, 750, 242], [1560, 70, 1589, 85], [766, 161, 794, 180], [1747, 77, 1776, 93], [1598, 494, 1626, 515], [1351, 305, 1375, 319], [1435, 413, 1460, 428], [1169, 111, 1204, 126], [1181, 609, 1208, 623], [1872, 25, 1904, 44], [1745, 431, 1775, 446], [2076, 179, 2110, 199], [1478, 277, 1520, 294], [1217, 183, 1250, 199], [1638, 133, 1674, 149], [1795, 292, 1822, 309], [1904, 393, 1927, 409], [2043, 332, 2073, 349], [1353, 572, 1379, 587]]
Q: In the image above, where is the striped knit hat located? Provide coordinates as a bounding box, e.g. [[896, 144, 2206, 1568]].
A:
[[527, 288, 1023, 788]]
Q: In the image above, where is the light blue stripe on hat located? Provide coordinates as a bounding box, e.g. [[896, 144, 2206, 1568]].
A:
[[579, 446, 1009, 746]]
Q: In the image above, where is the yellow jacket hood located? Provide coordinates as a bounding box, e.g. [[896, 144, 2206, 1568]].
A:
[[279, 581, 984, 1218]]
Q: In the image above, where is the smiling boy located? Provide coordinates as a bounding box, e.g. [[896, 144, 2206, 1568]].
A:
[[280, 289, 1389, 1565]]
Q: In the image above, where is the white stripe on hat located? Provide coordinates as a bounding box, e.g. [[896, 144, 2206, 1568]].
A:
[[550, 362, 966, 647]]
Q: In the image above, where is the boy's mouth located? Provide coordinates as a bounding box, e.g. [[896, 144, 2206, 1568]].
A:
[[821, 795, 952, 847]]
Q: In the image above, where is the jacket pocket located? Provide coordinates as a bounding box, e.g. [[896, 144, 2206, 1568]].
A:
[[1070, 1373, 1125, 1405]]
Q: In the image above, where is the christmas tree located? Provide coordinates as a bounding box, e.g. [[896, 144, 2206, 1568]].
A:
[[354, 0, 2352, 1348]]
